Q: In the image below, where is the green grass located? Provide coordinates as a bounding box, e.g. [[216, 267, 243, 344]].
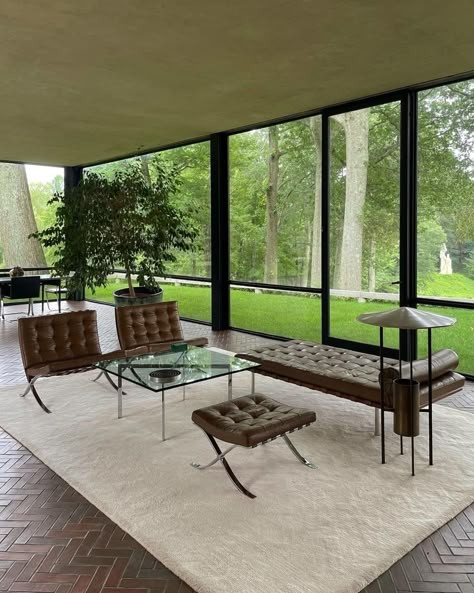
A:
[[421, 273, 474, 299], [86, 281, 474, 374]]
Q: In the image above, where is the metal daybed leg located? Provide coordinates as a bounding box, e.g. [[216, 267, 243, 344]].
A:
[[193, 432, 256, 499], [374, 408, 380, 436], [282, 434, 316, 468]]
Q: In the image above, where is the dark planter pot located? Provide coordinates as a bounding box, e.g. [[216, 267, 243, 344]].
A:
[[113, 286, 163, 307]]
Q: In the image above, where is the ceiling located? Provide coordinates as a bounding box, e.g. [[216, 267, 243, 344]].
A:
[[0, 0, 473, 167]]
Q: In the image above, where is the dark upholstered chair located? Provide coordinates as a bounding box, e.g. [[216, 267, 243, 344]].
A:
[[1, 276, 41, 320], [18, 310, 135, 413], [114, 300, 208, 353]]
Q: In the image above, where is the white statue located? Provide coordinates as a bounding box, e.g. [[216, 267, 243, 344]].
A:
[[440, 243, 453, 275]]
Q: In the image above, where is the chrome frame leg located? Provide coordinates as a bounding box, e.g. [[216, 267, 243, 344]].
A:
[[228, 374, 232, 400], [250, 372, 255, 394], [161, 387, 166, 441], [94, 370, 125, 394], [92, 370, 105, 382], [282, 434, 316, 468], [191, 443, 239, 469], [192, 432, 256, 498], [374, 408, 381, 437], [20, 376, 51, 413], [1, 296, 4, 320]]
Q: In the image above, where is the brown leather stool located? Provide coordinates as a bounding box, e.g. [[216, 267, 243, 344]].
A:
[[191, 394, 316, 498]]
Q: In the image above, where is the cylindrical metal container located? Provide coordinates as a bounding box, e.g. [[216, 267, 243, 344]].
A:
[[393, 378, 420, 437]]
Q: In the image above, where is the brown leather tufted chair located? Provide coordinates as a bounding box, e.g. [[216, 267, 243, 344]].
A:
[[18, 310, 134, 413], [114, 300, 208, 353]]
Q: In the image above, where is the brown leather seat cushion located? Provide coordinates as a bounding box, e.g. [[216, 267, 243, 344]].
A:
[[192, 394, 316, 448], [237, 340, 464, 407]]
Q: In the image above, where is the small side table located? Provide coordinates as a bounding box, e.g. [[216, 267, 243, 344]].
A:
[[357, 307, 455, 475]]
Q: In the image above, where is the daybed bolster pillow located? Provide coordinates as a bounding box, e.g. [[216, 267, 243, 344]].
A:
[[400, 348, 459, 384]]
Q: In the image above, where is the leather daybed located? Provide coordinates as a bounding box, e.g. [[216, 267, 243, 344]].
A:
[[237, 340, 465, 410]]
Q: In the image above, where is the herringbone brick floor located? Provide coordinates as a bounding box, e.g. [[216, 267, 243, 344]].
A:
[[1, 300, 474, 593]]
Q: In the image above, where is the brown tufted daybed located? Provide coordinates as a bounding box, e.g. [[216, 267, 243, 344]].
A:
[[237, 340, 464, 412]]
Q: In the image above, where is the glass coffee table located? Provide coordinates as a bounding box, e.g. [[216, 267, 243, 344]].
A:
[[94, 346, 260, 440]]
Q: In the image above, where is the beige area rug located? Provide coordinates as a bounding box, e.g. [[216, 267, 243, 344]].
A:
[[1, 371, 474, 593]]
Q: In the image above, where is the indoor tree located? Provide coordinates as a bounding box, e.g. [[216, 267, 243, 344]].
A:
[[31, 158, 197, 298]]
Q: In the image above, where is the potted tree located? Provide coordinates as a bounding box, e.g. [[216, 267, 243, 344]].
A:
[[32, 158, 197, 306]]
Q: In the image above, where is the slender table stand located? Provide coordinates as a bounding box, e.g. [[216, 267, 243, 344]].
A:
[[358, 307, 455, 475]]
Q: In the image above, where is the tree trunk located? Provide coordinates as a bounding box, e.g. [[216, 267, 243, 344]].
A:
[[333, 109, 369, 290], [264, 126, 280, 283], [302, 220, 312, 286], [368, 238, 376, 292], [0, 163, 47, 268], [140, 155, 151, 186], [310, 117, 322, 287]]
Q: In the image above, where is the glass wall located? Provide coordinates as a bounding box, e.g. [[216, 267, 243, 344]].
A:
[[328, 101, 401, 347], [417, 80, 474, 301], [229, 116, 322, 336], [85, 141, 211, 322], [229, 117, 322, 288], [0, 163, 64, 271]]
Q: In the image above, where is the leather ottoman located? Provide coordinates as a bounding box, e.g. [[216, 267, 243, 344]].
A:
[[191, 393, 316, 498]]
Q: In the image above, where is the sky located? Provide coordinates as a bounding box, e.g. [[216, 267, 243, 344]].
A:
[[25, 164, 64, 183]]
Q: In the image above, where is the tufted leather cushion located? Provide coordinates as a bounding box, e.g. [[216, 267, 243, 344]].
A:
[[192, 394, 316, 447], [115, 301, 208, 352], [18, 310, 102, 374], [237, 340, 464, 408]]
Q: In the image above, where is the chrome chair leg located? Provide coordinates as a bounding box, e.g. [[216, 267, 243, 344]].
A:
[[92, 370, 124, 393], [192, 432, 256, 498], [191, 443, 239, 470], [20, 376, 51, 413], [92, 370, 105, 382], [282, 434, 316, 468]]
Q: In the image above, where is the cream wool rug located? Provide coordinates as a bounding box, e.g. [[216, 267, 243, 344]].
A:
[[1, 371, 474, 593]]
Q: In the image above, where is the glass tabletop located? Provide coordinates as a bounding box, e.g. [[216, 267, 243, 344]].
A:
[[94, 346, 260, 392]]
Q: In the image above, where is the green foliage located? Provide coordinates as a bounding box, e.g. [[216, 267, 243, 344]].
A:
[[31, 160, 197, 295]]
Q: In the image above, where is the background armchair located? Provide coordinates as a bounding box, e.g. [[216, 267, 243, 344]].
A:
[[1, 276, 40, 320], [115, 300, 208, 353]]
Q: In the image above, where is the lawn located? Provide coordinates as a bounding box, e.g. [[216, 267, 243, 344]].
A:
[[86, 281, 473, 374]]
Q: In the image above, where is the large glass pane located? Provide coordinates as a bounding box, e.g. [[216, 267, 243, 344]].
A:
[[329, 101, 401, 347], [229, 116, 322, 288], [0, 163, 64, 271], [230, 286, 321, 341], [417, 305, 473, 374], [417, 80, 474, 301]]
